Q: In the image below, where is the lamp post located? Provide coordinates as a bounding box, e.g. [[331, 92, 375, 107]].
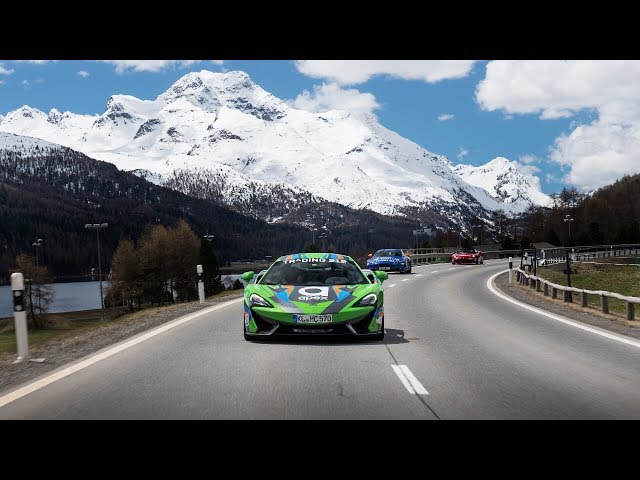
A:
[[204, 234, 215, 243], [311, 227, 318, 246], [32, 238, 43, 268], [319, 232, 328, 252], [85, 223, 108, 321], [564, 214, 574, 246], [473, 224, 483, 248]]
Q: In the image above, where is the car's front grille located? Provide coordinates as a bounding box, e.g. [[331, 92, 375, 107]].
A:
[[276, 323, 352, 335], [251, 310, 276, 333]]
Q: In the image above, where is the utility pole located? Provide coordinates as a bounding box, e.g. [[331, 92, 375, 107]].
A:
[[319, 232, 327, 252]]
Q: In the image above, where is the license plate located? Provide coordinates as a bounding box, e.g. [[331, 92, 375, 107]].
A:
[[293, 314, 333, 324], [380, 266, 391, 270]]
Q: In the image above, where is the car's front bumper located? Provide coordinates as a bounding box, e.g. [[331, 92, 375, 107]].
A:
[[452, 257, 480, 264], [245, 306, 383, 337], [367, 263, 404, 272]]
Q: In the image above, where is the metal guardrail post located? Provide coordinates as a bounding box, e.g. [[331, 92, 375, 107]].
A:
[[543, 283, 548, 296], [536, 279, 541, 292], [628, 302, 635, 321], [552, 287, 557, 299], [581, 291, 588, 307], [601, 295, 609, 314]]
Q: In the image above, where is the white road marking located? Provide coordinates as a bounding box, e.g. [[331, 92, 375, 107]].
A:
[[487, 270, 640, 349], [416, 274, 423, 277], [432, 270, 439, 273], [0, 297, 244, 409], [401, 279, 409, 282], [392, 365, 429, 395], [387, 283, 397, 288]]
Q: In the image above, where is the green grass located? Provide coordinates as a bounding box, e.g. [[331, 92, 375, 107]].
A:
[[536, 262, 640, 315]]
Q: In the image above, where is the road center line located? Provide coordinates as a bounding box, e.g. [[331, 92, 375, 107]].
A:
[[387, 283, 397, 288], [392, 364, 429, 395], [0, 297, 244, 409], [487, 270, 640, 349]]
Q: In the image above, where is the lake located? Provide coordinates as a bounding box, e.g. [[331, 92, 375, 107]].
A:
[[0, 274, 245, 318], [0, 281, 104, 318]]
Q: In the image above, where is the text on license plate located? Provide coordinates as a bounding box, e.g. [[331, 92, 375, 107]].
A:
[[293, 314, 333, 324], [380, 266, 391, 270]]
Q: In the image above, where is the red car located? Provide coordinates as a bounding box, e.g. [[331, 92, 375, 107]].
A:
[[451, 248, 484, 265]]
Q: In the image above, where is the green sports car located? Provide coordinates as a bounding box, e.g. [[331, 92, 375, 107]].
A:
[[242, 253, 388, 340]]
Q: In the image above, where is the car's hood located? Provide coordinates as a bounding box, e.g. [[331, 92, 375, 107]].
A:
[[247, 283, 378, 314]]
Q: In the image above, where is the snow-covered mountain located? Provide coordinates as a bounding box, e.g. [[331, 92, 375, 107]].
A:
[[453, 157, 553, 210], [0, 70, 549, 225]]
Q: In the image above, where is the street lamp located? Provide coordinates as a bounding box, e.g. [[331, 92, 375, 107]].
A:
[[318, 232, 328, 252], [564, 214, 574, 245], [473, 224, 483, 248], [32, 238, 43, 267], [204, 234, 215, 243], [311, 227, 318, 246], [85, 223, 108, 321]]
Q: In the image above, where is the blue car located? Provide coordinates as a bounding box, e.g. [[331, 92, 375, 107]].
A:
[[366, 248, 412, 274]]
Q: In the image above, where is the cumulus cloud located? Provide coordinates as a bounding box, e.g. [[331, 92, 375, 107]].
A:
[[77, 70, 90, 78], [100, 60, 212, 74], [476, 60, 640, 190], [295, 60, 476, 85], [437, 113, 454, 122], [290, 83, 380, 113], [457, 147, 469, 160], [518, 154, 539, 165], [0, 63, 14, 75], [514, 161, 543, 191]]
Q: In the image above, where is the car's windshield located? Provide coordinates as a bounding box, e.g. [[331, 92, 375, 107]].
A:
[[261, 259, 366, 285], [461, 249, 476, 253], [373, 249, 403, 257]]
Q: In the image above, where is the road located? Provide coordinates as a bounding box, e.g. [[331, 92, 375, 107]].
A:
[[2, 259, 640, 419]]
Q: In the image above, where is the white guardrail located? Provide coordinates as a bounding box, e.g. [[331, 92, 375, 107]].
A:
[[514, 267, 639, 321]]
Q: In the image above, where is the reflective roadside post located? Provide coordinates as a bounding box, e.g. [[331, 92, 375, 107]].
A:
[[508, 257, 513, 283], [11, 272, 29, 363], [197, 264, 205, 304]]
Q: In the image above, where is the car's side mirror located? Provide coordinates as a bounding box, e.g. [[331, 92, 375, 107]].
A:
[[241, 271, 254, 282], [374, 270, 388, 283]]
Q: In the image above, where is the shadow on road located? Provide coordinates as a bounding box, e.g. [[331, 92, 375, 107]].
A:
[[247, 328, 410, 346]]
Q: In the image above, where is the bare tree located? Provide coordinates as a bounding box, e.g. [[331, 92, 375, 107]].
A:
[[15, 254, 54, 329]]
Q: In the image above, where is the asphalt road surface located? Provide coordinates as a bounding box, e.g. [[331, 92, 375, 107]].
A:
[[2, 259, 640, 419]]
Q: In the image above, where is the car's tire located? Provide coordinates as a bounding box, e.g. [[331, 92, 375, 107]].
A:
[[407, 264, 412, 274], [480, 257, 484, 264]]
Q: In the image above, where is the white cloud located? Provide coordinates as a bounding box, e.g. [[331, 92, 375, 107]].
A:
[[77, 70, 90, 78], [295, 60, 476, 85], [0, 63, 14, 75], [476, 60, 640, 190], [100, 60, 211, 74], [515, 161, 543, 191], [14, 60, 50, 64], [457, 147, 469, 160], [518, 154, 539, 165], [290, 83, 380, 113], [437, 113, 454, 122], [21, 80, 28, 87], [545, 173, 558, 184], [550, 120, 640, 191], [476, 60, 640, 123]]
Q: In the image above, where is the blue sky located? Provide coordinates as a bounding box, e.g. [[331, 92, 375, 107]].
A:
[[1, 60, 638, 195]]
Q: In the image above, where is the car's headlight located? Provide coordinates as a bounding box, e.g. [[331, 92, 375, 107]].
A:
[[356, 293, 378, 306], [249, 293, 272, 307]]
